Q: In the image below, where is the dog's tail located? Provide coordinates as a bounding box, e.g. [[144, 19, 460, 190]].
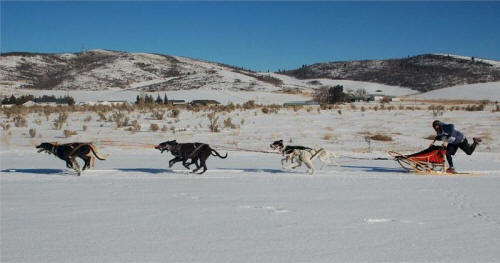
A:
[[89, 144, 109, 160], [310, 148, 325, 161], [211, 149, 228, 159], [326, 150, 339, 167], [327, 150, 338, 159]]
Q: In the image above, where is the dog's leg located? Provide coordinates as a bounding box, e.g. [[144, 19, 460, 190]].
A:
[[319, 156, 330, 170], [289, 160, 301, 169], [182, 159, 191, 169], [191, 159, 202, 173], [195, 155, 209, 174], [331, 155, 339, 167], [71, 158, 81, 176], [185, 158, 199, 170], [169, 157, 183, 168], [197, 162, 208, 174], [79, 154, 91, 170], [190, 158, 201, 172], [304, 159, 314, 174], [66, 159, 73, 169], [281, 157, 288, 167]]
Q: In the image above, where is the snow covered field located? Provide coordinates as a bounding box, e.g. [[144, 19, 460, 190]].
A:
[[1, 104, 500, 262]]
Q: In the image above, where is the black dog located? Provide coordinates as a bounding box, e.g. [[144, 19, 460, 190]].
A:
[[36, 142, 108, 176], [155, 140, 227, 174], [270, 139, 311, 166]]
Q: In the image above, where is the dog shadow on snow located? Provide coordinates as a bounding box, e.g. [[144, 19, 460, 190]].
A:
[[338, 165, 404, 173], [1, 168, 67, 175], [217, 167, 290, 174], [1, 168, 174, 175], [116, 168, 173, 174]]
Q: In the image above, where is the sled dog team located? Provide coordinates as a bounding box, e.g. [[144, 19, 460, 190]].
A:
[[35, 139, 337, 176], [35, 120, 481, 176]]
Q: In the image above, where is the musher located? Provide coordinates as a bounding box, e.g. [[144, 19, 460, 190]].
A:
[[430, 120, 481, 173]]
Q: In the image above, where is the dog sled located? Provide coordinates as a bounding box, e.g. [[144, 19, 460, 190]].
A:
[[388, 145, 475, 175]]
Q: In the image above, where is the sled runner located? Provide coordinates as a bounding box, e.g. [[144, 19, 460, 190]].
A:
[[388, 146, 476, 175]]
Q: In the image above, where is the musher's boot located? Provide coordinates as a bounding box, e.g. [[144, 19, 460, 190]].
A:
[[446, 167, 456, 174]]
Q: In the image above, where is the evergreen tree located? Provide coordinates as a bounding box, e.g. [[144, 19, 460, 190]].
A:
[[135, 95, 144, 105], [163, 93, 169, 104], [155, 94, 163, 104]]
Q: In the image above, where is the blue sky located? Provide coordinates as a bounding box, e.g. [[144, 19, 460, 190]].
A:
[[2, 1, 499, 71]]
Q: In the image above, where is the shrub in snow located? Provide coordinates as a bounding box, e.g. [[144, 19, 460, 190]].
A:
[[14, 115, 27, 127], [29, 128, 36, 138], [370, 134, 393, 141], [53, 113, 68, 130], [168, 109, 180, 118], [207, 112, 219, 132], [150, 123, 159, 132], [63, 130, 77, 138], [151, 110, 165, 120]]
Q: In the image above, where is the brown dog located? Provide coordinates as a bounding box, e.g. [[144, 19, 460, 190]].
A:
[[36, 142, 108, 176]]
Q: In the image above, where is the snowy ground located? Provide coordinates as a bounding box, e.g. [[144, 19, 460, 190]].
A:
[[1, 105, 500, 262]]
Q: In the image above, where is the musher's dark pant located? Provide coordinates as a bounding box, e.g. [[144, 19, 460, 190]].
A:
[[446, 138, 477, 168]]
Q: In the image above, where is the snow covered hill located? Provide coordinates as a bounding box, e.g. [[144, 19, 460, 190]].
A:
[[0, 50, 289, 93], [415, 81, 500, 101], [0, 50, 420, 104], [281, 54, 500, 92], [2, 50, 500, 103]]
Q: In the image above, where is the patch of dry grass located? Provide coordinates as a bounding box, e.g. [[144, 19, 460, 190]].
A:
[[370, 134, 393, 141], [63, 130, 77, 138], [29, 128, 36, 138]]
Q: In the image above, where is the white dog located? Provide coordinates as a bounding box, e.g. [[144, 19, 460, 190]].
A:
[[286, 148, 338, 174]]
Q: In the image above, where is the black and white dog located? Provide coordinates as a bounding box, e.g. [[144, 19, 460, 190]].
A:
[[270, 139, 338, 173], [287, 148, 338, 174], [155, 140, 227, 174], [270, 139, 312, 166]]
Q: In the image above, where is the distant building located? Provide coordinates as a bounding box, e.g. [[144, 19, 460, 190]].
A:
[[97, 101, 110, 106], [22, 101, 36, 107], [80, 101, 96, 106], [368, 95, 398, 102], [97, 100, 128, 106], [190, 100, 221, 106], [368, 95, 385, 102], [283, 100, 320, 107], [168, 100, 186, 105], [349, 96, 367, 102], [108, 100, 128, 106]]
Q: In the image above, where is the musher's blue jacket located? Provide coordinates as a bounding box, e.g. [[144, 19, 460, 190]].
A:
[[435, 122, 464, 145]]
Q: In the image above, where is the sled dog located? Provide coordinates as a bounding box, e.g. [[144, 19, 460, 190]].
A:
[[155, 140, 227, 174], [287, 148, 338, 174], [270, 139, 312, 166], [36, 142, 108, 176]]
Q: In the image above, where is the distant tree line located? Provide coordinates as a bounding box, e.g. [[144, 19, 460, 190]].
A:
[[135, 94, 169, 105], [1, 94, 75, 105], [314, 85, 348, 104]]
